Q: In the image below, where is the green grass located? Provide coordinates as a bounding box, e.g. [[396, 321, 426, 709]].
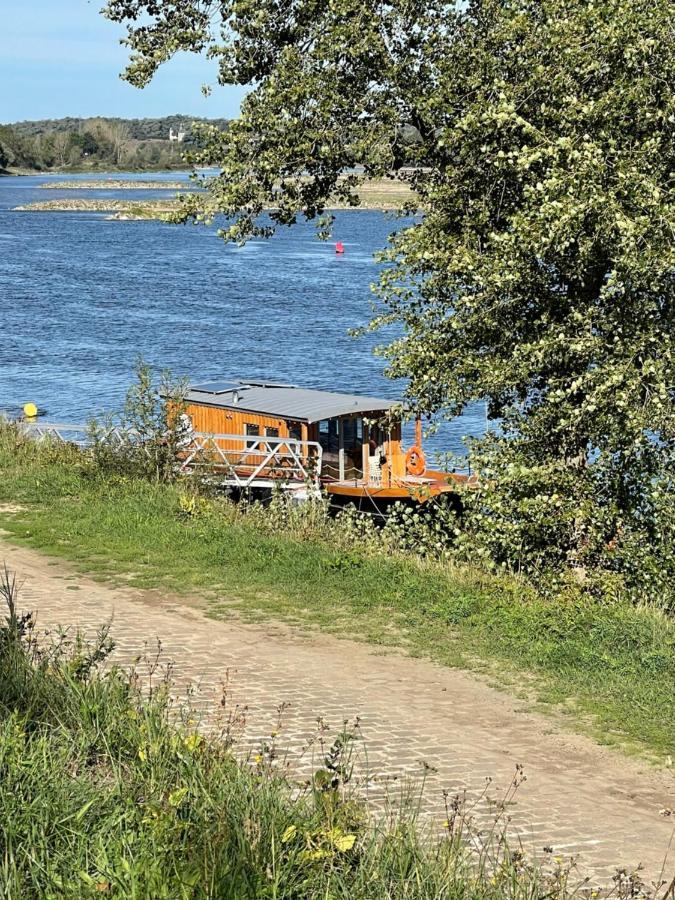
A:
[[0, 427, 673, 763], [2, 573, 568, 899]]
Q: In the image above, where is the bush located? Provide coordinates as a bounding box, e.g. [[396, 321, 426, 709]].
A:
[[87, 359, 188, 484]]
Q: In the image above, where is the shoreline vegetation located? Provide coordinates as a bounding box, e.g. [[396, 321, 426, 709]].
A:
[[12, 178, 416, 216], [0, 115, 230, 174], [0, 165, 186, 177], [0, 419, 673, 764]]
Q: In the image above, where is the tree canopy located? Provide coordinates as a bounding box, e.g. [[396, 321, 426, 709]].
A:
[[104, 0, 675, 600]]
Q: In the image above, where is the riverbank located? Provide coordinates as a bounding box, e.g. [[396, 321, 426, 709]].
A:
[[0, 166, 36, 177], [0, 422, 673, 763], [0, 163, 191, 176]]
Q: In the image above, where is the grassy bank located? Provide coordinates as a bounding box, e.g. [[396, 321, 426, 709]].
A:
[[3, 574, 564, 899], [0, 426, 673, 762]]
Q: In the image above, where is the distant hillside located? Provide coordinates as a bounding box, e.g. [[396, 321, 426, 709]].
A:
[[0, 116, 229, 173], [7, 115, 229, 142]]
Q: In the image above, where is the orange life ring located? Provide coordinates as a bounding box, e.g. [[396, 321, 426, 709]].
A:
[[405, 446, 426, 476]]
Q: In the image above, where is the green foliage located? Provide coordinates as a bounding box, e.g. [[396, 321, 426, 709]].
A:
[[0, 570, 583, 899], [8, 115, 229, 141], [0, 134, 15, 169], [0, 124, 39, 170], [104, 0, 675, 595], [88, 359, 188, 483], [452, 435, 675, 608]]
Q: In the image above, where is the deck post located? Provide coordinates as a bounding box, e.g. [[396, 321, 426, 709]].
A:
[[338, 419, 345, 481], [387, 428, 392, 486], [415, 416, 423, 448], [362, 425, 370, 485]]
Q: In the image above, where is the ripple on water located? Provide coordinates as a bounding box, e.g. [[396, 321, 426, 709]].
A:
[[0, 173, 486, 459]]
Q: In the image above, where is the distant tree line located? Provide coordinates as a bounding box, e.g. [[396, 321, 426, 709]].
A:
[[0, 116, 229, 172]]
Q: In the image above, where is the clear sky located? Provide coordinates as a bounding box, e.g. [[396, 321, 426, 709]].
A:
[[0, 0, 246, 123]]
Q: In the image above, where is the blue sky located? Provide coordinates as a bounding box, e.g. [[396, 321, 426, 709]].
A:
[[0, 1, 246, 122]]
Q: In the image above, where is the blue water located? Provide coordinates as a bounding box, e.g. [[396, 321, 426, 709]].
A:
[[0, 172, 485, 462]]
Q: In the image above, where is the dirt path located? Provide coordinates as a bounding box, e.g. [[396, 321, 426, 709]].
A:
[[2, 537, 673, 889]]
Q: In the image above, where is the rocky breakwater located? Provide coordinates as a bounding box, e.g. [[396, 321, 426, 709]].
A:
[[40, 180, 194, 191], [13, 198, 178, 220]]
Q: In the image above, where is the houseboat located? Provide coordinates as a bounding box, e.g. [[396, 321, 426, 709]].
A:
[[177, 380, 473, 507]]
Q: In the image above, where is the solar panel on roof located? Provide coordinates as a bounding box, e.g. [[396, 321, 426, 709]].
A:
[[242, 380, 296, 389], [190, 381, 242, 395]]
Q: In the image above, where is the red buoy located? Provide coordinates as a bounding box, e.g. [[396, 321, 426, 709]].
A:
[[335, 241, 345, 254]]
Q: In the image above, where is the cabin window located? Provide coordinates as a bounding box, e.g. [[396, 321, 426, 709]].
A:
[[368, 426, 385, 453], [245, 423, 260, 448], [318, 419, 340, 479], [318, 419, 339, 453], [288, 423, 302, 442], [341, 417, 363, 450], [265, 426, 279, 439]]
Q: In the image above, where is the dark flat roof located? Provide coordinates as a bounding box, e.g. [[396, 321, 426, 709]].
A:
[[185, 380, 396, 423]]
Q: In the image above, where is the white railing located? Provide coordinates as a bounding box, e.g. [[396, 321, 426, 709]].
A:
[[178, 433, 323, 489], [18, 421, 130, 448], [17, 422, 323, 490]]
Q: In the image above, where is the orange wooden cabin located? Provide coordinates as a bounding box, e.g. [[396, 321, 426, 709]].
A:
[[178, 380, 473, 505]]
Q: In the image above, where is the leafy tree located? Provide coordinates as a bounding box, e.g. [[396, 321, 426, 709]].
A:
[[8, 115, 229, 143], [71, 129, 100, 157], [0, 125, 32, 170], [104, 0, 675, 600], [2, 116, 230, 171], [50, 131, 71, 168], [0, 137, 15, 170]]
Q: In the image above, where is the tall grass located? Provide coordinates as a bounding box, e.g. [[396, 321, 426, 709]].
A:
[[0, 569, 588, 899]]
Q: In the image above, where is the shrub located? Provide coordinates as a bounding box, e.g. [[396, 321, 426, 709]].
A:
[[87, 359, 189, 484]]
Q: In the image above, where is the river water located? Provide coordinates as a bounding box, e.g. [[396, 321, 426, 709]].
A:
[[0, 172, 485, 462]]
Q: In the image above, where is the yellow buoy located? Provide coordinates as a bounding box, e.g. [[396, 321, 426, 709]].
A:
[[23, 402, 38, 418]]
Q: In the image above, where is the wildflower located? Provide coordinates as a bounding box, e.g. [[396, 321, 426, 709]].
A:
[[183, 733, 203, 752]]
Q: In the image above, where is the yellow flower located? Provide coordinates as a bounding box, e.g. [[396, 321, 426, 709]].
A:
[[183, 733, 204, 752], [334, 834, 356, 852]]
